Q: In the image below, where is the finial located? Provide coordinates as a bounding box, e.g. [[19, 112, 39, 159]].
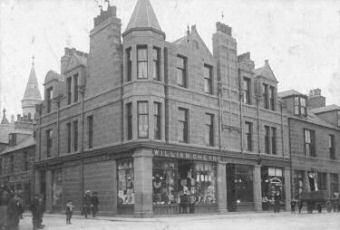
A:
[[105, 0, 110, 7], [2, 108, 5, 116], [221, 11, 224, 22], [32, 56, 35, 67], [186, 25, 190, 36]]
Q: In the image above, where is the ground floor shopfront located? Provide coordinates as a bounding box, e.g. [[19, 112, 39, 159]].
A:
[[34, 146, 291, 217]]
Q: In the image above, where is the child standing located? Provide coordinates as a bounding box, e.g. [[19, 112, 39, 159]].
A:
[[65, 200, 74, 224]]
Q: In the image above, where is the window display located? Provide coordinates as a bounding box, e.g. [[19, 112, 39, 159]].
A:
[[52, 169, 63, 210], [152, 158, 216, 206], [261, 167, 284, 207], [118, 159, 134, 205]]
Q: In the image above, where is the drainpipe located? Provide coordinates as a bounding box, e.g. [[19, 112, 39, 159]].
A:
[[288, 118, 294, 199], [79, 84, 85, 208], [280, 101, 285, 158], [218, 80, 223, 152], [238, 68, 244, 153]]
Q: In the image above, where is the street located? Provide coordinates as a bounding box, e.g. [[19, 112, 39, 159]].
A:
[[17, 212, 340, 230]]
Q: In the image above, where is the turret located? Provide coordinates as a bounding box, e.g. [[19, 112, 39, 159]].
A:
[[21, 58, 42, 118]]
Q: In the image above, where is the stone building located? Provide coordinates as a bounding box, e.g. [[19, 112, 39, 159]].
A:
[[0, 61, 42, 206], [34, 0, 291, 216], [279, 89, 340, 201]]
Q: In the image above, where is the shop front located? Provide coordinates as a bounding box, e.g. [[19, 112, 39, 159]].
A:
[[152, 157, 217, 215], [261, 167, 285, 211], [226, 164, 254, 211]]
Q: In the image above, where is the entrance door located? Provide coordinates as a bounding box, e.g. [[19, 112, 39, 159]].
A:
[[226, 164, 236, 211]]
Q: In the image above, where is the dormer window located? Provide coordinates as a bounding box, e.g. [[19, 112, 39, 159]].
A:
[[263, 84, 269, 109], [67, 77, 72, 105], [243, 77, 251, 104], [204, 64, 213, 94], [294, 96, 307, 116], [73, 73, 79, 102], [137, 45, 148, 79], [8, 133, 16, 146], [176, 55, 187, 88]]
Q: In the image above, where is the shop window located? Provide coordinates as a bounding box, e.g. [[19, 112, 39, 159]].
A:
[[52, 169, 63, 211], [176, 55, 187, 87], [293, 170, 304, 199], [227, 164, 254, 206], [137, 46, 148, 79], [154, 102, 161, 140], [204, 113, 214, 146], [178, 108, 188, 143], [304, 129, 315, 157], [308, 172, 317, 191], [67, 77, 72, 105], [152, 47, 160, 80], [152, 158, 216, 206], [243, 77, 251, 105], [126, 48, 132, 82], [330, 173, 339, 195], [117, 159, 134, 205], [261, 167, 284, 210], [137, 101, 149, 138], [245, 122, 252, 151], [317, 172, 327, 191], [329, 134, 335, 159], [87, 116, 93, 149], [204, 64, 213, 94], [73, 120, 78, 152]]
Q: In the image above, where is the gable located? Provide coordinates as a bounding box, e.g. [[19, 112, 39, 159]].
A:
[[65, 55, 86, 73]]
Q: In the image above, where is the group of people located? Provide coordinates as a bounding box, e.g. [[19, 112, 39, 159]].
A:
[[0, 184, 44, 230], [82, 190, 99, 219]]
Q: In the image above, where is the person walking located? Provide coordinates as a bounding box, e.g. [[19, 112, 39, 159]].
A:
[[30, 194, 45, 230], [91, 192, 99, 218], [273, 191, 281, 213], [7, 193, 21, 230], [0, 184, 11, 230], [82, 191, 91, 219], [65, 200, 74, 224], [298, 199, 303, 213]]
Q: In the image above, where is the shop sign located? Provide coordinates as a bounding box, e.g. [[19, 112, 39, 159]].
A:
[[153, 149, 219, 162]]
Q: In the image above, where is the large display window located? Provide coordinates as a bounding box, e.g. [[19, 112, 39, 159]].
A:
[[52, 169, 63, 211], [152, 158, 216, 207], [117, 159, 134, 205], [261, 167, 284, 210]]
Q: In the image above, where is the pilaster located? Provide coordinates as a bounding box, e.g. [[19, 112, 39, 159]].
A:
[[217, 162, 227, 213], [284, 168, 291, 211], [133, 148, 153, 217], [253, 165, 262, 211]]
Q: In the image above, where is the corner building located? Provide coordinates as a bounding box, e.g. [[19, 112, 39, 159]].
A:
[[34, 0, 291, 216]]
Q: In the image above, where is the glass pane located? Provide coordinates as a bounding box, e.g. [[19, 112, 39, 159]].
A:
[[177, 56, 184, 68], [137, 47, 147, 60], [138, 62, 148, 79], [138, 115, 148, 137], [300, 97, 306, 106], [178, 122, 184, 142], [138, 102, 148, 114], [177, 68, 184, 86], [118, 159, 134, 205]]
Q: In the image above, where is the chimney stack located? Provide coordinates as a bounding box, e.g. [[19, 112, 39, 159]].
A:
[[308, 88, 326, 109]]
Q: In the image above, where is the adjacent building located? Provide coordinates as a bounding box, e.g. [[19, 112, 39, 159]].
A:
[[280, 89, 340, 202], [0, 61, 42, 206]]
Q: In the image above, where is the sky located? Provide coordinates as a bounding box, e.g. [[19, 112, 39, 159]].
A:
[[0, 0, 340, 118]]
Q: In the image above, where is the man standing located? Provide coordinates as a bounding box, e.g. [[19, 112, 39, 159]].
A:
[[7, 193, 21, 230], [91, 192, 99, 218], [82, 191, 91, 219], [31, 194, 45, 230]]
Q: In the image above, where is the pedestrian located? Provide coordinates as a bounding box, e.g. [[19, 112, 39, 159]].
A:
[[298, 199, 303, 214], [30, 194, 45, 230], [82, 191, 91, 219], [7, 193, 21, 230], [273, 191, 281, 213], [0, 184, 11, 230], [91, 192, 99, 218], [290, 199, 297, 213], [65, 200, 74, 224]]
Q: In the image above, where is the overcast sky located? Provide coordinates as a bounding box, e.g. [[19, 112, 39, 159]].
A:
[[0, 0, 340, 117]]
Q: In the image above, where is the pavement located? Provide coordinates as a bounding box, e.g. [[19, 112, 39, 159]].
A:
[[17, 211, 340, 230]]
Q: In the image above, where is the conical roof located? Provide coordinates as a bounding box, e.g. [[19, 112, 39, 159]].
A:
[[1, 109, 9, 125], [23, 65, 42, 101], [124, 0, 164, 37], [254, 60, 278, 83]]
